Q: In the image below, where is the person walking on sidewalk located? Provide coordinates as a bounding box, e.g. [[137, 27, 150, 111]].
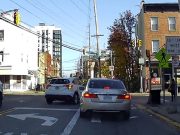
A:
[[168, 79, 176, 102], [0, 80, 3, 107]]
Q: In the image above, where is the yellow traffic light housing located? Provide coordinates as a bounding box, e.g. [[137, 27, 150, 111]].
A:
[[14, 11, 21, 25], [138, 39, 142, 47]]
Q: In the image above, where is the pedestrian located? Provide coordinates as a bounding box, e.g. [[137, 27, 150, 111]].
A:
[[0, 80, 3, 107], [35, 84, 40, 92], [168, 79, 176, 102]]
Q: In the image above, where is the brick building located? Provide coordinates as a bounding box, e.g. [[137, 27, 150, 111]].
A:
[[136, 1, 180, 92]]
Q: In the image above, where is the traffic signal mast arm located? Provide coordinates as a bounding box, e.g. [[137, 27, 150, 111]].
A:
[[0, 9, 18, 15]]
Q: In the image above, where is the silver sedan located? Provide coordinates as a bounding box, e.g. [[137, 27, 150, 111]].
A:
[[80, 78, 131, 120]]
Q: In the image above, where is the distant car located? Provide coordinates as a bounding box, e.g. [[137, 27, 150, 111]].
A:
[[45, 77, 83, 104], [0, 80, 3, 107], [80, 78, 131, 120]]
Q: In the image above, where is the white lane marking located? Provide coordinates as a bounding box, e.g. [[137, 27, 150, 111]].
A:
[[19, 100, 24, 103], [4, 133, 13, 135], [7, 113, 58, 126], [14, 107, 78, 111], [61, 109, 80, 135], [91, 117, 101, 123], [130, 116, 138, 119]]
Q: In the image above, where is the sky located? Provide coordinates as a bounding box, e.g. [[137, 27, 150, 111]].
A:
[[0, 0, 178, 77]]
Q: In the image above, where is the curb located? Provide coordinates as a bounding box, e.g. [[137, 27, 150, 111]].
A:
[[3, 91, 45, 96], [136, 104, 180, 130]]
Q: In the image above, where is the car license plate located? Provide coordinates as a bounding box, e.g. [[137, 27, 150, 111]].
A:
[[55, 86, 59, 89], [103, 95, 112, 100]]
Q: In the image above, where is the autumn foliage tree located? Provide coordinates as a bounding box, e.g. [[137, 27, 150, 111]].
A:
[[107, 10, 140, 92]]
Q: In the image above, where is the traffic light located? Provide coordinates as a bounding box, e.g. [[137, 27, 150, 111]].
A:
[[14, 11, 20, 25], [138, 39, 142, 47]]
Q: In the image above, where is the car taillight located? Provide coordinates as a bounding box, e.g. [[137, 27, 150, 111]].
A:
[[83, 92, 98, 98], [64, 84, 73, 89], [104, 86, 110, 90], [117, 94, 131, 100]]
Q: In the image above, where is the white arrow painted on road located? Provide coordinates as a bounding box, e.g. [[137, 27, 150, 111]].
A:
[[7, 113, 58, 126]]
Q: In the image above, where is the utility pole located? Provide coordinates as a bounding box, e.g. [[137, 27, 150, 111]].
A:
[[110, 50, 114, 78], [88, 24, 91, 78], [92, 0, 103, 78]]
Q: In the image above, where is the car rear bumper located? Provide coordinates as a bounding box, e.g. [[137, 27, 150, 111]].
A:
[[45, 94, 73, 101], [80, 100, 131, 112]]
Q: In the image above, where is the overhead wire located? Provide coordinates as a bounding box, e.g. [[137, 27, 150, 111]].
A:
[[0, 13, 82, 52], [7, 0, 84, 51], [50, 0, 86, 29], [70, 0, 89, 17], [25, 0, 85, 39], [8, 0, 46, 23]]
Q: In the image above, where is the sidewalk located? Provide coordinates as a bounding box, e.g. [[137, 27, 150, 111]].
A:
[[136, 92, 180, 129], [3, 89, 45, 95]]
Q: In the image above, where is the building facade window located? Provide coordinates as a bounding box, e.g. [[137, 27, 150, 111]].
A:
[[168, 17, 176, 31], [152, 40, 159, 53], [151, 17, 158, 31]]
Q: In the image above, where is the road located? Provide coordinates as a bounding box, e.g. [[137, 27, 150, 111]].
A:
[[0, 94, 179, 135]]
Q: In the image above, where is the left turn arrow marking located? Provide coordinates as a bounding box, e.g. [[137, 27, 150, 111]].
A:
[[7, 113, 58, 126]]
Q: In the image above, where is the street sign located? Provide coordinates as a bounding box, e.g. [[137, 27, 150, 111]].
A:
[[172, 55, 179, 67], [155, 48, 171, 68], [166, 36, 180, 55], [109, 66, 114, 71]]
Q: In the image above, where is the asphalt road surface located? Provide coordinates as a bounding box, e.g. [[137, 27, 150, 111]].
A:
[[0, 95, 179, 135]]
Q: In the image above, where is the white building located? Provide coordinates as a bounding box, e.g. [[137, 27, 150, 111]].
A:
[[0, 14, 38, 91], [34, 23, 62, 77]]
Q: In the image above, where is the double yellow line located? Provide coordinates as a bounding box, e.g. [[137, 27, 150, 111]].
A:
[[0, 108, 15, 116]]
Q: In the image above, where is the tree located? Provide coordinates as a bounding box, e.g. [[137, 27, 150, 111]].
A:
[[107, 10, 140, 92]]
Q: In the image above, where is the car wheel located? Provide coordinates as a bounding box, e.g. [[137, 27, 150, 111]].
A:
[[123, 111, 130, 120], [80, 110, 87, 118], [46, 98, 53, 104], [72, 93, 79, 105], [0, 92, 2, 107]]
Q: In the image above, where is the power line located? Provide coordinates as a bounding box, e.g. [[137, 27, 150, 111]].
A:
[[9, 0, 45, 23], [9, 0, 86, 43], [24, 0, 84, 38], [50, 0, 85, 28], [70, 0, 89, 17], [0, 15, 83, 52]]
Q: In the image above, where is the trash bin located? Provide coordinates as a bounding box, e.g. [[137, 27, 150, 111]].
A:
[[150, 89, 161, 104]]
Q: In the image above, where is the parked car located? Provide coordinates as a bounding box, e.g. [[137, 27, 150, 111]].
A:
[[0, 80, 3, 107], [80, 78, 131, 120], [45, 77, 83, 104]]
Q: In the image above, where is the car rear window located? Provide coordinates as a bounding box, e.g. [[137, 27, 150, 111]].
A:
[[88, 80, 125, 89], [50, 79, 70, 84]]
